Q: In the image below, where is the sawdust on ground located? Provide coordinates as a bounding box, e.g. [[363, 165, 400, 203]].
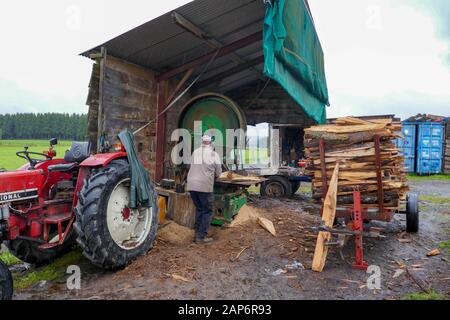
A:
[[229, 204, 261, 227], [157, 221, 195, 245]]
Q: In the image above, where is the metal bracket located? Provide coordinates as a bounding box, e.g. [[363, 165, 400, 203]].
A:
[[312, 225, 386, 239], [352, 191, 369, 270]]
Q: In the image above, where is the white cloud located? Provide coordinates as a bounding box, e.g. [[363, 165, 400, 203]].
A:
[[0, 0, 190, 114], [0, 0, 449, 120], [309, 0, 450, 119]]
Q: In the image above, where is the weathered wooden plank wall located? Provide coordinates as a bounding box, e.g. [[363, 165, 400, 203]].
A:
[[86, 63, 100, 152], [87, 55, 158, 174], [163, 82, 192, 179], [87, 59, 317, 180]]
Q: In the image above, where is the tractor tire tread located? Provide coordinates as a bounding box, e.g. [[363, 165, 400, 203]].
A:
[[0, 261, 13, 300], [74, 159, 158, 270]]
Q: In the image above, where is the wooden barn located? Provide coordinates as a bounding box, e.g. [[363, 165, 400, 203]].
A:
[[81, 0, 329, 188]]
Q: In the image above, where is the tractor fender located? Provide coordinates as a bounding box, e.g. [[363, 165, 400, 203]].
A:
[[80, 152, 128, 168]]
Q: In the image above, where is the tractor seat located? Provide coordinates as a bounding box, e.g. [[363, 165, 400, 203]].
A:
[[48, 142, 91, 173], [64, 141, 91, 163]]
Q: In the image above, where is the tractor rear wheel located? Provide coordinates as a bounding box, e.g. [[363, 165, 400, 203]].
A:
[[7, 230, 76, 266], [0, 261, 13, 300], [74, 159, 158, 270]]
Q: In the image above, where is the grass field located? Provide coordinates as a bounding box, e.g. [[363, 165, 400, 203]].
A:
[[407, 174, 450, 181], [0, 140, 72, 170]]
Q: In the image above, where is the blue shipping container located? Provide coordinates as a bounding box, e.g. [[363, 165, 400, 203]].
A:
[[416, 122, 445, 175], [397, 122, 417, 173]]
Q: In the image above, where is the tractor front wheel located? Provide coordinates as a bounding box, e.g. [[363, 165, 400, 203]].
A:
[[74, 159, 158, 270], [0, 261, 13, 300]]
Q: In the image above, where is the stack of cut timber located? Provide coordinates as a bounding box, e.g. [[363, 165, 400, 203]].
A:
[[445, 139, 450, 175], [304, 117, 409, 210], [218, 172, 264, 184]]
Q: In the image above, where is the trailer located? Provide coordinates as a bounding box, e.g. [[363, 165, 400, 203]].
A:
[[307, 120, 419, 272]]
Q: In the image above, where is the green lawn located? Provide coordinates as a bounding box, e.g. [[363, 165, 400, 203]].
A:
[[402, 290, 447, 300], [243, 148, 270, 165], [420, 195, 450, 204], [407, 174, 450, 181], [0, 140, 72, 170]]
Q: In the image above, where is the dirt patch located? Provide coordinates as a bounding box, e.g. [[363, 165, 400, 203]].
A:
[[12, 180, 450, 300]]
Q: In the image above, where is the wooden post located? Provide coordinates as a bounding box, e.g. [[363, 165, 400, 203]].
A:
[[374, 135, 385, 217], [166, 69, 193, 105], [155, 80, 168, 182], [319, 138, 328, 198], [312, 162, 339, 272], [352, 191, 369, 270], [97, 47, 107, 152]]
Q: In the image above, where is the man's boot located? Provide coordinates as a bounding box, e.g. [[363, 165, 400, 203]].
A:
[[195, 237, 213, 244]]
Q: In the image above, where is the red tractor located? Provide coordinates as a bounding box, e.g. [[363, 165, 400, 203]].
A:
[[0, 139, 158, 269]]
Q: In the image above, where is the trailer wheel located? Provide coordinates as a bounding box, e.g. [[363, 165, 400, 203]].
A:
[[406, 193, 419, 233], [0, 261, 13, 300], [74, 159, 158, 270], [7, 230, 76, 266], [260, 176, 292, 198]]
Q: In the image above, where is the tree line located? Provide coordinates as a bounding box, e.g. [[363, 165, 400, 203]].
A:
[[0, 113, 88, 140]]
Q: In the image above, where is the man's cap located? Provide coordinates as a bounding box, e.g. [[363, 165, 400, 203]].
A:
[[202, 135, 212, 143]]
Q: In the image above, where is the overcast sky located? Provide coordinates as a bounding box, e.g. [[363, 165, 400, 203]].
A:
[[0, 0, 449, 120]]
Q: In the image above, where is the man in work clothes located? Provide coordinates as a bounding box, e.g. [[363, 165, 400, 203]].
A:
[[187, 135, 222, 244]]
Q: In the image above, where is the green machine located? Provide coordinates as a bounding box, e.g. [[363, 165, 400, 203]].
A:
[[178, 93, 250, 226], [212, 185, 248, 226]]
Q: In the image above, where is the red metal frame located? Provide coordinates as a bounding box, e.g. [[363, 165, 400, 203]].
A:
[[4, 160, 75, 245], [352, 191, 369, 270], [155, 81, 167, 183], [80, 152, 127, 167], [318, 135, 397, 270], [38, 167, 92, 249], [320, 135, 393, 222], [157, 31, 263, 81]]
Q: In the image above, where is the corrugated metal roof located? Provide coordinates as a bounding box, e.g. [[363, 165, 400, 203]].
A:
[[82, 0, 266, 92]]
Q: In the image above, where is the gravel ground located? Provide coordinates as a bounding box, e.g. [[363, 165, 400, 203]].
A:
[[11, 180, 450, 300]]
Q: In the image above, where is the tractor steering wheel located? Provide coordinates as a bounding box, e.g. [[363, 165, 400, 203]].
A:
[[16, 147, 52, 167]]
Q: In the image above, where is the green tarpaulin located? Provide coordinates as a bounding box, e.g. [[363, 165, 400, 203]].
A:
[[263, 0, 329, 124], [118, 130, 156, 209]]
